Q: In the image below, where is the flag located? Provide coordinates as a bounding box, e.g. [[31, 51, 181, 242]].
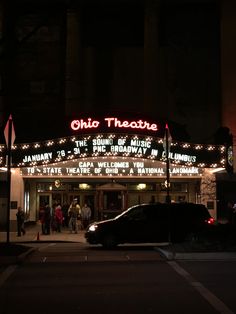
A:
[[4, 115, 16, 148], [163, 123, 172, 155]]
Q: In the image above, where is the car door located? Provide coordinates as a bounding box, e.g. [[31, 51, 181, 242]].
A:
[[144, 204, 169, 242], [116, 205, 151, 243]]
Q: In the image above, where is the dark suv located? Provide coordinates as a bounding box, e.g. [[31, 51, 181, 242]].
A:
[[85, 202, 214, 248]]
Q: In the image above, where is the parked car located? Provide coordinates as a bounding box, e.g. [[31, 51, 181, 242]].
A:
[[85, 202, 214, 248]]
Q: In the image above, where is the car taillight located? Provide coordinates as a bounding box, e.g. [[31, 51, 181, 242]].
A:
[[205, 217, 214, 224]]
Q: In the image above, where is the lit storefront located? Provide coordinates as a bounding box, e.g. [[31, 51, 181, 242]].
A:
[[0, 117, 227, 227]]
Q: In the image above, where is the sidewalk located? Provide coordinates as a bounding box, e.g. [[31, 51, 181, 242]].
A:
[[0, 222, 86, 244]]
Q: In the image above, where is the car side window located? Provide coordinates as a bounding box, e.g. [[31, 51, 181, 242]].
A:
[[126, 206, 147, 221], [144, 205, 168, 220]]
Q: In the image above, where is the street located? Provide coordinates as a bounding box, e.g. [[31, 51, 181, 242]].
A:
[[0, 243, 236, 313]]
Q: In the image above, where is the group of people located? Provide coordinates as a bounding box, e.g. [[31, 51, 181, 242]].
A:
[[68, 199, 92, 233], [39, 199, 92, 235]]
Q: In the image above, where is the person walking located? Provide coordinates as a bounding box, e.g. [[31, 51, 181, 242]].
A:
[[54, 202, 63, 232], [50, 203, 57, 232], [16, 206, 26, 236], [68, 199, 81, 234], [81, 203, 92, 229]]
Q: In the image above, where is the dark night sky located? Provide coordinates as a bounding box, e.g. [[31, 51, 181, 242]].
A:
[[0, 0, 220, 144]]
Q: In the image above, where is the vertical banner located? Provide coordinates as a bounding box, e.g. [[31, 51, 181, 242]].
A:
[[4, 115, 15, 243]]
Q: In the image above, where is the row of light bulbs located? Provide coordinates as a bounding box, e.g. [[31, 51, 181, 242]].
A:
[[0, 133, 226, 169]]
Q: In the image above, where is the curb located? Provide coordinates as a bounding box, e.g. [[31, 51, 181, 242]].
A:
[[156, 248, 176, 260], [156, 248, 236, 261]]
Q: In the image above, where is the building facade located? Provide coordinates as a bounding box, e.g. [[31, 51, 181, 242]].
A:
[[0, 115, 226, 228], [0, 0, 235, 229]]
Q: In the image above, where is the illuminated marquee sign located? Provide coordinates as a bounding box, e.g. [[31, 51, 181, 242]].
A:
[[71, 117, 158, 132], [21, 159, 202, 177], [0, 133, 226, 169]]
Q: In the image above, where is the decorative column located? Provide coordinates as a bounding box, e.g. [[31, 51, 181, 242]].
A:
[[9, 169, 24, 232]]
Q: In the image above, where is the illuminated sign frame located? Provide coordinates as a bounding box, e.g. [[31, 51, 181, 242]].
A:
[[21, 158, 203, 177], [0, 133, 226, 169]]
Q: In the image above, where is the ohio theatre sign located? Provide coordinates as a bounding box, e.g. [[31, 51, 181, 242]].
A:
[[0, 116, 226, 170]]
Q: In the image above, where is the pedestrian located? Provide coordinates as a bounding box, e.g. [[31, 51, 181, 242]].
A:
[[50, 203, 57, 232], [39, 205, 46, 234], [68, 199, 81, 234], [44, 204, 51, 235], [16, 206, 26, 236], [54, 202, 63, 232], [81, 203, 92, 229], [62, 202, 69, 227]]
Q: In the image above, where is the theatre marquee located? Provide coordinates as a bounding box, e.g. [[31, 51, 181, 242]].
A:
[[0, 133, 226, 169]]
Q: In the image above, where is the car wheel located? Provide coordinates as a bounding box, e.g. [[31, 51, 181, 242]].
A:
[[102, 234, 118, 249]]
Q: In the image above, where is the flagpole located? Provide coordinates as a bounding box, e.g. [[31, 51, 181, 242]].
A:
[[165, 125, 171, 204], [164, 124, 172, 244], [6, 116, 13, 244]]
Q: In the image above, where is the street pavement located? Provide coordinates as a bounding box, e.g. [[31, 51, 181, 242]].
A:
[[1, 222, 236, 262], [1, 224, 236, 314]]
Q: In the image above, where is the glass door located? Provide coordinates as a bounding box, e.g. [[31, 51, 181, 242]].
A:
[[39, 194, 51, 207], [38, 193, 51, 220]]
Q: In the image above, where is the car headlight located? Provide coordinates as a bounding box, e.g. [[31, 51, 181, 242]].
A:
[[88, 224, 98, 232]]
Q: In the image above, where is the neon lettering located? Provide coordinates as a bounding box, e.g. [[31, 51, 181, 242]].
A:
[[71, 118, 100, 130], [105, 117, 158, 131], [71, 117, 158, 132]]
